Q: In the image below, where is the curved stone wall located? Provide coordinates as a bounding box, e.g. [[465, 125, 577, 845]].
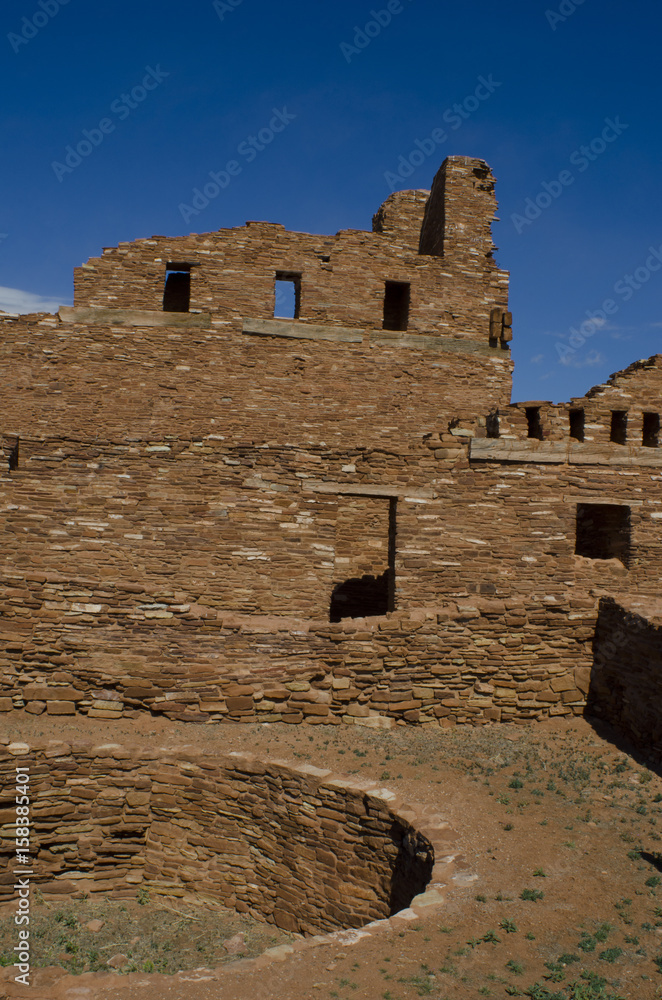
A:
[[0, 741, 442, 935]]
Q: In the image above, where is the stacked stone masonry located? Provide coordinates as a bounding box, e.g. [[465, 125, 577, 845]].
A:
[[590, 597, 662, 756], [0, 155, 660, 731], [0, 742, 442, 935]]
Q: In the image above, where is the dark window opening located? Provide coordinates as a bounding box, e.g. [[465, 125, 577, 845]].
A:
[[486, 410, 500, 439], [274, 272, 301, 319], [7, 438, 18, 472], [569, 408, 585, 442], [610, 410, 627, 444], [387, 496, 396, 613], [163, 263, 191, 312], [575, 503, 630, 566], [642, 412, 660, 448], [330, 570, 389, 622], [383, 281, 410, 331], [525, 407, 543, 440], [330, 498, 396, 622]]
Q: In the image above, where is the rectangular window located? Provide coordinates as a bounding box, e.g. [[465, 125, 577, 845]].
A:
[[330, 496, 395, 622], [7, 437, 18, 471], [486, 410, 500, 439], [274, 272, 301, 319], [575, 503, 630, 566], [569, 408, 585, 441], [642, 412, 660, 448], [610, 410, 627, 444], [383, 281, 410, 331], [163, 263, 191, 312], [526, 407, 543, 440]]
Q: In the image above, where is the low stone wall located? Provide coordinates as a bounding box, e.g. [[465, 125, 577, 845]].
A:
[[590, 596, 662, 756], [0, 741, 446, 935], [0, 593, 595, 726]]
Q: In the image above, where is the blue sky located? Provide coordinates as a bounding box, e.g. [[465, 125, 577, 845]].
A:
[[1, 0, 661, 403]]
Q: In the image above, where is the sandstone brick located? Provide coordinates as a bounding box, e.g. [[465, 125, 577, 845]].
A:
[[46, 701, 76, 716]]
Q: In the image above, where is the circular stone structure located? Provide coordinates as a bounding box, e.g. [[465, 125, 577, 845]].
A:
[[0, 741, 452, 936]]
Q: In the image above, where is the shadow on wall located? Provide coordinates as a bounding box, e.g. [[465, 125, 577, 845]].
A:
[[330, 570, 390, 622], [587, 597, 662, 764], [389, 825, 435, 915]]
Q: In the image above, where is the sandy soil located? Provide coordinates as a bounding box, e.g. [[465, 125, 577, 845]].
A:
[[2, 710, 662, 1000]]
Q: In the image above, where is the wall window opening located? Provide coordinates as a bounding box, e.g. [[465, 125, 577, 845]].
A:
[[610, 410, 627, 444], [383, 281, 410, 331], [569, 408, 585, 442], [7, 437, 18, 472], [330, 497, 396, 622], [163, 263, 191, 312], [486, 410, 500, 439], [575, 503, 631, 566], [642, 412, 660, 448], [525, 407, 543, 440], [274, 272, 301, 319]]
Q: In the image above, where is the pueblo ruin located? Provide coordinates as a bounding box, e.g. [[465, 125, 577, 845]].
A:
[[0, 155, 660, 748]]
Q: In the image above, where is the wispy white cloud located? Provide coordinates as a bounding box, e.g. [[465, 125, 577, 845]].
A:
[[530, 354, 545, 364], [0, 286, 70, 315], [560, 349, 605, 369]]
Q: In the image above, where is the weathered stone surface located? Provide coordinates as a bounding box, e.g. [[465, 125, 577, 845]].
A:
[[46, 701, 76, 716], [0, 745, 439, 937], [0, 154, 659, 735]]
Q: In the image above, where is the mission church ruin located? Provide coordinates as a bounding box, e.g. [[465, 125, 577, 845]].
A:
[[1, 155, 660, 746]]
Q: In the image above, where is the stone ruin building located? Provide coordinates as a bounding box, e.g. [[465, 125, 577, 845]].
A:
[[1, 154, 661, 750]]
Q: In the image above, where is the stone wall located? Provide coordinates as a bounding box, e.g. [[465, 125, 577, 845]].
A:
[[0, 155, 660, 733], [0, 742, 441, 935], [1, 433, 660, 616], [0, 312, 512, 446], [589, 597, 662, 756], [71, 156, 509, 351], [0, 587, 594, 724]]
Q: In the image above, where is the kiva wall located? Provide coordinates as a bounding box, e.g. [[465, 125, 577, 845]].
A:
[[0, 742, 440, 934]]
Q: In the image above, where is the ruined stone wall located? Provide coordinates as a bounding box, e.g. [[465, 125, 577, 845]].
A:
[[0, 743, 437, 934], [72, 157, 508, 348], [589, 597, 662, 756], [0, 313, 512, 445], [0, 581, 594, 725], [1, 436, 660, 624], [488, 354, 662, 446], [1, 155, 659, 732]]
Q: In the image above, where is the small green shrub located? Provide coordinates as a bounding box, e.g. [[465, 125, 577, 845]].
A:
[[520, 888, 544, 902], [599, 947, 622, 963]]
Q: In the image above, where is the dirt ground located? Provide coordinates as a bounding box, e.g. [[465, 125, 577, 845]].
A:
[[3, 710, 662, 1000]]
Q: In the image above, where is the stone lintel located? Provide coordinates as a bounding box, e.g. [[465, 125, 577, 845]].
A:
[[470, 438, 662, 467], [59, 306, 212, 328], [243, 318, 509, 358], [303, 482, 436, 499]]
